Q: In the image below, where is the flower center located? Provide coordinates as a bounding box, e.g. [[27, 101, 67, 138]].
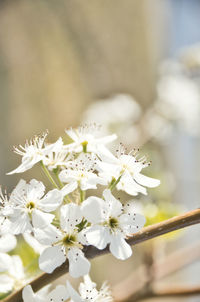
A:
[[26, 201, 35, 211], [62, 234, 77, 247], [109, 217, 119, 229]]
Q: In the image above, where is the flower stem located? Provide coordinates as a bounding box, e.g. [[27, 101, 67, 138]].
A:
[[80, 189, 85, 202], [109, 175, 121, 191], [40, 162, 59, 189], [53, 168, 64, 189]]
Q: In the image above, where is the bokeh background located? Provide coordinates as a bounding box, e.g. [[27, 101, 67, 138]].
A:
[[0, 0, 200, 301]]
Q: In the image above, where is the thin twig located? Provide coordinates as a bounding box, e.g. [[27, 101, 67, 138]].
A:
[[4, 208, 200, 302]]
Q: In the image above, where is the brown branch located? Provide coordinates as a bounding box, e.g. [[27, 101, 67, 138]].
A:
[[123, 285, 200, 302], [154, 240, 200, 279], [4, 208, 200, 302], [113, 239, 200, 301], [153, 286, 200, 298], [112, 265, 148, 301]]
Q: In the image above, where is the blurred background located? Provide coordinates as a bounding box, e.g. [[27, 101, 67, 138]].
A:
[[0, 0, 200, 301]]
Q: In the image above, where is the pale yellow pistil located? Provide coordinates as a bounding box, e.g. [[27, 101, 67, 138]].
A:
[[62, 234, 77, 247], [26, 201, 35, 210], [54, 233, 82, 250], [108, 217, 119, 230], [81, 141, 88, 153], [25, 201, 35, 216]]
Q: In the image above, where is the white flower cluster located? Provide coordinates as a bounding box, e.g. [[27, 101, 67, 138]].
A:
[[23, 274, 113, 302], [0, 124, 160, 299]]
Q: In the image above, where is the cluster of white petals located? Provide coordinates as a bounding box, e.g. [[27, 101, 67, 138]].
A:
[[0, 219, 27, 293], [22, 274, 113, 302], [0, 124, 160, 299], [82, 189, 146, 260]]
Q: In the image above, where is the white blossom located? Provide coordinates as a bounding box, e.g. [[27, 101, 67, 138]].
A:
[[60, 153, 106, 195], [82, 190, 145, 260], [67, 274, 113, 302], [22, 275, 112, 302], [0, 234, 17, 253], [98, 146, 160, 196], [2, 179, 62, 234], [36, 203, 90, 278], [22, 284, 69, 302], [1, 126, 160, 287], [0, 254, 26, 293], [42, 137, 70, 171], [0, 189, 17, 251], [65, 124, 117, 160], [7, 133, 61, 174]]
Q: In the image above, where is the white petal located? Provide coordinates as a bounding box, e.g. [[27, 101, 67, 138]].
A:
[[44, 138, 63, 154], [67, 281, 82, 302], [103, 189, 122, 217], [0, 274, 14, 292], [120, 155, 138, 169], [60, 203, 82, 232], [81, 197, 105, 223], [38, 189, 63, 212], [96, 134, 117, 145], [23, 233, 46, 254], [28, 179, 46, 199], [65, 128, 79, 142], [103, 189, 117, 203], [37, 284, 52, 297], [119, 213, 146, 235], [87, 175, 107, 187], [59, 170, 75, 183], [0, 252, 12, 272], [8, 255, 25, 279], [118, 173, 147, 196], [78, 275, 98, 300], [34, 224, 62, 245], [86, 226, 110, 250], [80, 174, 107, 191], [9, 179, 26, 202], [96, 144, 118, 162], [22, 285, 36, 302], [68, 248, 90, 278], [32, 209, 54, 229], [134, 173, 160, 188], [97, 161, 120, 177], [109, 234, 132, 260], [7, 157, 37, 175], [0, 216, 12, 234], [47, 285, 69, 302], [9, 211, 32, 234], [82, 274, 95, 288], [77, 229, 90, 246], [0, 234, 17, 253], [61, 182, 78, 196], [80, 178, 97, 191], [39, 246, 66, 273]]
